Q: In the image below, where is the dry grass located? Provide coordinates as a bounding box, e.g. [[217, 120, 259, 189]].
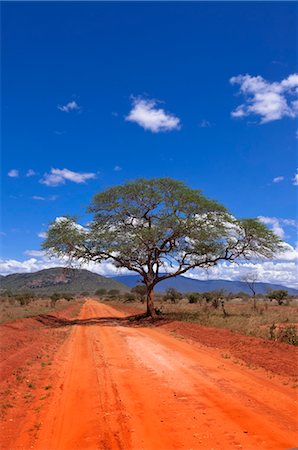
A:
[[0, 297, 82, 324], [109, 297, 298, 343]]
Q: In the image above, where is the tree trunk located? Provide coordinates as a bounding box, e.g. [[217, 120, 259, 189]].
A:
[[253, 294, 257, 311], [146, 287, 157, 318]]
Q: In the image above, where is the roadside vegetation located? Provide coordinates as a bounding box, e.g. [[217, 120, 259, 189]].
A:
[[0, 291, 82, 323], [1, 287, 297, 345], [102, 289, 298, 346]]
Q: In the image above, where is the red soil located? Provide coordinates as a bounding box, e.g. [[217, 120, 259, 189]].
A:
[[1, 300, 297, 449]]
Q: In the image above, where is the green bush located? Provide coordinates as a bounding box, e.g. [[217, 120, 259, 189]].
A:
[[267, 289, 288, 305], [278, 326, 298, 346], [95, 288, 107, 296], [108, 289, 120, 296], [124, 292, 136, 302]]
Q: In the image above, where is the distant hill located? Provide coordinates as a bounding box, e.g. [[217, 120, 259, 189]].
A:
[[112, 274, 298, 295], [0, 268, 129, 294]]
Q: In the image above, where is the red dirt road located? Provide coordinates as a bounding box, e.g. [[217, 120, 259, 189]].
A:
[[4, 300, 298, 449]]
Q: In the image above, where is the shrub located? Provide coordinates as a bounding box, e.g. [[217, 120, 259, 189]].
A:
[[16, 293, 35, 306], [95, 288, 107, 296], [164, 288, 182, 304], [278, 326, 298, 346], [80, 291, 90, 297], [108, 289, 120, 296], [187, 292, 201, 304], [267, 289, 288, 305], [124, 292, 136, 302], [131, 285, 147, 303]]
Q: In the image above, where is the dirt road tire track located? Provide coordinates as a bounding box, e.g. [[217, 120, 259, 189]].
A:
[[11, 300, 298, 449]]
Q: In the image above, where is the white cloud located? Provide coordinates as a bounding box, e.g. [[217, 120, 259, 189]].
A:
[[24, 250, 46, 257], [32, 195, 58, 201], [272, 176, 284, 183], [38, 231, 48, 238], [40, 168, 96, 187], [8, 169, 19, 178], [282, 219, 297, 227], [276, 242, 298, 262], [187, 260, 298, 289], [258, 216, 285, 239], [293, 169, 298, 186], [0, 256, 130, 278], [0, 231, 6, 236], [57, 101, 80, 113], [32, 196, 46, 201], [1, 253, 297, 289], [114, 165, 122, 172], [230, 73, 298, 123], [125, 97, 181, 132], [26, 169, 36, 177]]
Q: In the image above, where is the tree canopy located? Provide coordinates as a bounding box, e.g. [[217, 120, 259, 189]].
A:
[[43, 178, 282, 317]]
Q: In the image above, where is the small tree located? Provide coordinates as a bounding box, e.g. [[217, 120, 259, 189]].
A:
[[108, 289, 120, 296], [95, 288, 107, 296], [124, 292, 136, 303], [241, 272, 258, 311], [131, 285, 147, 303], [164, 288, 183, 304], [50, 292, 60, 308], [187, 292, 201, 304], [267, 289, 288, 305], [43, 178, 282, 318], [16, 293, 34, 306]]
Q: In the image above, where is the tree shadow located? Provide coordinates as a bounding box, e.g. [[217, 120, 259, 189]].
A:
[[35, 313, 171, 328]]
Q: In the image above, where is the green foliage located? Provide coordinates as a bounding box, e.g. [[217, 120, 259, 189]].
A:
[[50, 292, 60, 307], [16, 293, 35, 306], [80, 291, 90, 297], [43, 178, 282, 316], [95, 288, 107, 296], [131, 285, 147, 302], [124, 292, 136, 302], [201, 290, 226, 309], [187, 292, 202, 304], [164, 288, 182, 304], [108, 289, 120, 296], [267, 289, 288, 305], [235, 291, 250, 299], [278, 326, 298, 346]]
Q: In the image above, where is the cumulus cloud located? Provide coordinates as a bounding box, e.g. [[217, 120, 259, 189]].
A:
[[293, 169, 298, 186], [230, 73, 298, 123], [40, 168, 96, 187], [57, 101, 80, 113], [272, 176, 284, 183], [125, 97, 181, 132], [8, 169, 19, 178], [1, 253, 297, 288], [26, 169, 36, 177], [258, 216, 297, 242], [258, 216, 285, 239], [0, 256, 130, 278], [114, 165, 122, 172], [187, 260, 298, 289]]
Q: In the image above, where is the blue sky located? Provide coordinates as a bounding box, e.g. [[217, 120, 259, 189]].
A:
[[1, 2, 298, 286]]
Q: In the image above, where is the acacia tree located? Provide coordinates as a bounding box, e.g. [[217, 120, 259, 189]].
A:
[[42, 178, 281, 318]]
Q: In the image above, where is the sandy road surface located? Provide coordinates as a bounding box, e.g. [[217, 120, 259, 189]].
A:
[[14, 300, 297, 450]]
